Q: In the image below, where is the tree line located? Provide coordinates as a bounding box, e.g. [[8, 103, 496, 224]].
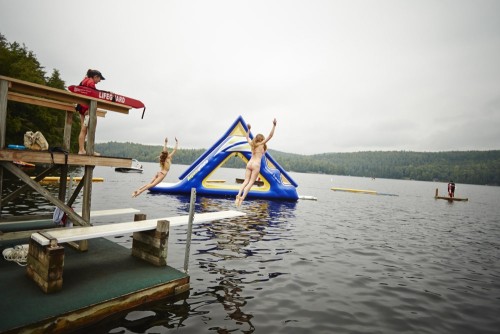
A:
[[95, 141, 500, 186], [271, 150, 500, 185], [0, 33, 81, 151], [2, 33, 499, 186]]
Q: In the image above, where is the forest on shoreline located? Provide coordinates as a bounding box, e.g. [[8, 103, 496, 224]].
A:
[[95, 141, 500, 186]]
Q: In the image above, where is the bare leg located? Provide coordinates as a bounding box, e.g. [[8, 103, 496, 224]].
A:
[[132, 173, 166, 197], [78, 114, 87, 154], [238, 168, 260, 205], [236, 167, 253, 205]]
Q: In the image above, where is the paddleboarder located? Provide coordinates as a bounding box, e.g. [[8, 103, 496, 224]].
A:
[[448, 180, 455, 198]]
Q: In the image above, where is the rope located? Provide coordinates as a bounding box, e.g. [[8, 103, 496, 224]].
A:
[[2, 244, 29, 266]]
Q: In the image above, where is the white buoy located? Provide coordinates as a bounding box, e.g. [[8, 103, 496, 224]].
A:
[[298, 195, 317, 200]]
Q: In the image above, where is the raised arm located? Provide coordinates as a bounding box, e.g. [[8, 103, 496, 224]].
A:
[[263, 118, 277, 144], [163, 137, 168, 152], [169, 137, 179, 158], [245, 124, 252, 144]]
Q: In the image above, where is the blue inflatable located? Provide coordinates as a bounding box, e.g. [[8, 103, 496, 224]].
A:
[[150, 116, 299, 201]]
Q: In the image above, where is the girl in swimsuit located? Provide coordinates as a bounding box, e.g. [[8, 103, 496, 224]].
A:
[[236, 118, 277, 206], [132, 137, 178, 197]]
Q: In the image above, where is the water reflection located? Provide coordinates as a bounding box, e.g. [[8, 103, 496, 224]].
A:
[[5, 167, 500, 333], [1, 176, 62, 217], [72, 291, 192, 334], [185, 198, 296, 333], [80, 196, 297, 333], [1, 166, 85, 217]]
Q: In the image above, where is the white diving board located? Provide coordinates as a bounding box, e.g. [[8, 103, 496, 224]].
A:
[[77, 208, 141, 217], [32, 210, 245, 246]]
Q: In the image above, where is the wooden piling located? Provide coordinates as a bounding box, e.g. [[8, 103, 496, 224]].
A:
[[132, 219, 170, 266], [26, 237, 65, 293]]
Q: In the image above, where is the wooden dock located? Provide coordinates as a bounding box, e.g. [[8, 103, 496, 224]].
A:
[[0, 237, 190, 334], [0, 76, 238, 333], [0, 209, 244, 333]]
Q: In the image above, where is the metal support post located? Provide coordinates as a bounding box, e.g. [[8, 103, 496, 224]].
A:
[[184, 188, 196, 273]]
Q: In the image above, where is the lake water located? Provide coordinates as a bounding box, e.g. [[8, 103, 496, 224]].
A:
[[3, 163, 500, 333]]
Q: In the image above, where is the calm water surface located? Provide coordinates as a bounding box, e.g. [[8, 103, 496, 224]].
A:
[[3, 163, 500, 333]]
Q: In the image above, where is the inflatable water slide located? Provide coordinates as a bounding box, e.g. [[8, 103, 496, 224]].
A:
[[150, 116, 299, 201]]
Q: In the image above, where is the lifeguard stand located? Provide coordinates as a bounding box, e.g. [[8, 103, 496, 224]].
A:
[[0, 76, 138, 250]]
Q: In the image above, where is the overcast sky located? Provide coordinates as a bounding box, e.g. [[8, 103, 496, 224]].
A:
[[1, 0, 499, 155]]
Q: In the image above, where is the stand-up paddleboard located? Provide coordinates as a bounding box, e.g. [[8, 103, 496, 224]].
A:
[[68, 85, 146, 118], [434, 188, 468, 201]]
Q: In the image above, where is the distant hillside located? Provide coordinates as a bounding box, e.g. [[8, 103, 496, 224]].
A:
[[96, 142, 500, 186]]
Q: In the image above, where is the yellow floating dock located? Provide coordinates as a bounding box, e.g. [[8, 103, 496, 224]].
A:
[[331, 187, 377, 195], [31, 176, 104, 183], [331, 187, 398, 196]]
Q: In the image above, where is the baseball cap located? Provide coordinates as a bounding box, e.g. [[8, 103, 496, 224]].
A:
[[94, 70, 105, 80]]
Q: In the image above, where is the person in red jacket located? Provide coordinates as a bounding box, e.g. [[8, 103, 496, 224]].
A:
[[76, 69, 105, 155]]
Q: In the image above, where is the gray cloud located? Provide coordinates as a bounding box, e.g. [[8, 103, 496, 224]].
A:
[[1, 0, 499, 154]]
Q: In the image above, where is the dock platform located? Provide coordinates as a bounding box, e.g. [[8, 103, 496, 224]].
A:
[[0, 237, 189, 334], [0, 75, 190, 333]]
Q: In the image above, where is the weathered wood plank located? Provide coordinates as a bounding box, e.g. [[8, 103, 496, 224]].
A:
[[19, 277, 189, 333], [0, 75, 131, 114], [132, 231, 165, 248], [132, 220, 169, 266], [7, 92, 107, 117], [0, 150, 132, 167], [26, 238, 65, 293]]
